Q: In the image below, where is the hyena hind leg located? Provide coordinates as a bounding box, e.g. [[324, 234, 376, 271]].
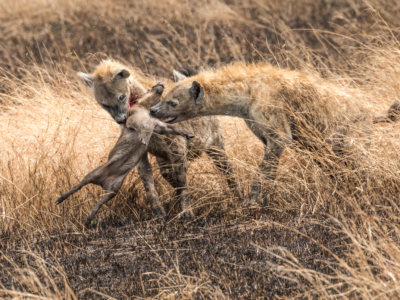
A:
[[249, 139, 285, 206], [205, 145, 244, 200]]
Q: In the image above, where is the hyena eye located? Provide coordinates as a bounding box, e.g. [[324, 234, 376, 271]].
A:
[[118, 95, 126, 101], [168, 101, 177, 108]]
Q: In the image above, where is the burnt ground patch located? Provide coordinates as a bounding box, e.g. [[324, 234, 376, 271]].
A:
[[0, 208, 347, 299]]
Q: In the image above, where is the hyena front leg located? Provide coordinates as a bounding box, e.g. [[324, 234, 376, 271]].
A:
[[248, 141, 285, 206], [245, 118, 290, 206], [171, 155, 193, 218], [137, 152, 166, 218], [156, 157, 176, 189], [156, 156, 179, 214], [157, 154, 193, 218], [205, 145, 244, 200]]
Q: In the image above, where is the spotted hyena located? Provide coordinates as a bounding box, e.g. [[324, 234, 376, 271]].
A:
[[150, 62, 396, 204]]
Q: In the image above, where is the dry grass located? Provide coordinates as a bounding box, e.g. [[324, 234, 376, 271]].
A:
[[1, 0, 400, 298]]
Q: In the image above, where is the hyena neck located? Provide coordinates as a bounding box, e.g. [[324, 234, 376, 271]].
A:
[[197, 92, 250, 119]]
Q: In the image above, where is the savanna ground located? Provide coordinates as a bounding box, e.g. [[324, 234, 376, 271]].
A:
[[1, 0, 400, 298]]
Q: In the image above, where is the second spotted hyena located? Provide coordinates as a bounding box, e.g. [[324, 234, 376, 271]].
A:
[[78, 60, 243, 218], [149, 62, 399, 204]]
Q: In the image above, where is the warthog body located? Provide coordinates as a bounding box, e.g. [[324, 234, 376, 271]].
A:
[[56, 84, 194, 227], [78, 60, 243, 218], [150, 62, 398, 204]]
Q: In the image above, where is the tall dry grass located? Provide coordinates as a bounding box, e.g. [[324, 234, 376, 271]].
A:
[[1, 0, 400, 298]]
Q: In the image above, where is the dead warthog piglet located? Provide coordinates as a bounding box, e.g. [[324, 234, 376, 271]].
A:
[[55, 83, 194, 227]]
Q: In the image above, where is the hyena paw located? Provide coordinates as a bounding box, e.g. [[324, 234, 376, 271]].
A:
[[243, 193, 261, 208], [248, 192, 259, 203], [153, 206, 167, 218], [180, 209, 195, 220], [260, 193, 271, 207]]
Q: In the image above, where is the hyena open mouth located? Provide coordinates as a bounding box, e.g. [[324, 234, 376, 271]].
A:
[[163, 117, 177, 123]]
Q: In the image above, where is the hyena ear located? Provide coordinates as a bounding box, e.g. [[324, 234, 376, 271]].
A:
[[77, 72, 94, 88], [189, 81, 204, 104], [173, 70, 187, 82], [112, 69, 130, 81]]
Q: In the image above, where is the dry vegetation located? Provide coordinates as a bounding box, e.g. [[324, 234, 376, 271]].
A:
[[1, 0, 400, 298]]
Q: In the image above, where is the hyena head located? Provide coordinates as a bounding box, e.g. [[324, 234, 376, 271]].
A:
[[150, 71, 204, 124], [78, 60, 146, 125]]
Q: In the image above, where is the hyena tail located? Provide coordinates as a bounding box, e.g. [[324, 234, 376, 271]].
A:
[[373, 100, 400, 123]]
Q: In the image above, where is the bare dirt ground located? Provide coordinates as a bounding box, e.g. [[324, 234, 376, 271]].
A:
[[2, 209, 347, 299]]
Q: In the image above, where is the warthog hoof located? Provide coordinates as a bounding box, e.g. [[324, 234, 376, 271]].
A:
[[55, 196, 66, 205], [82, 219, 92, 229]]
